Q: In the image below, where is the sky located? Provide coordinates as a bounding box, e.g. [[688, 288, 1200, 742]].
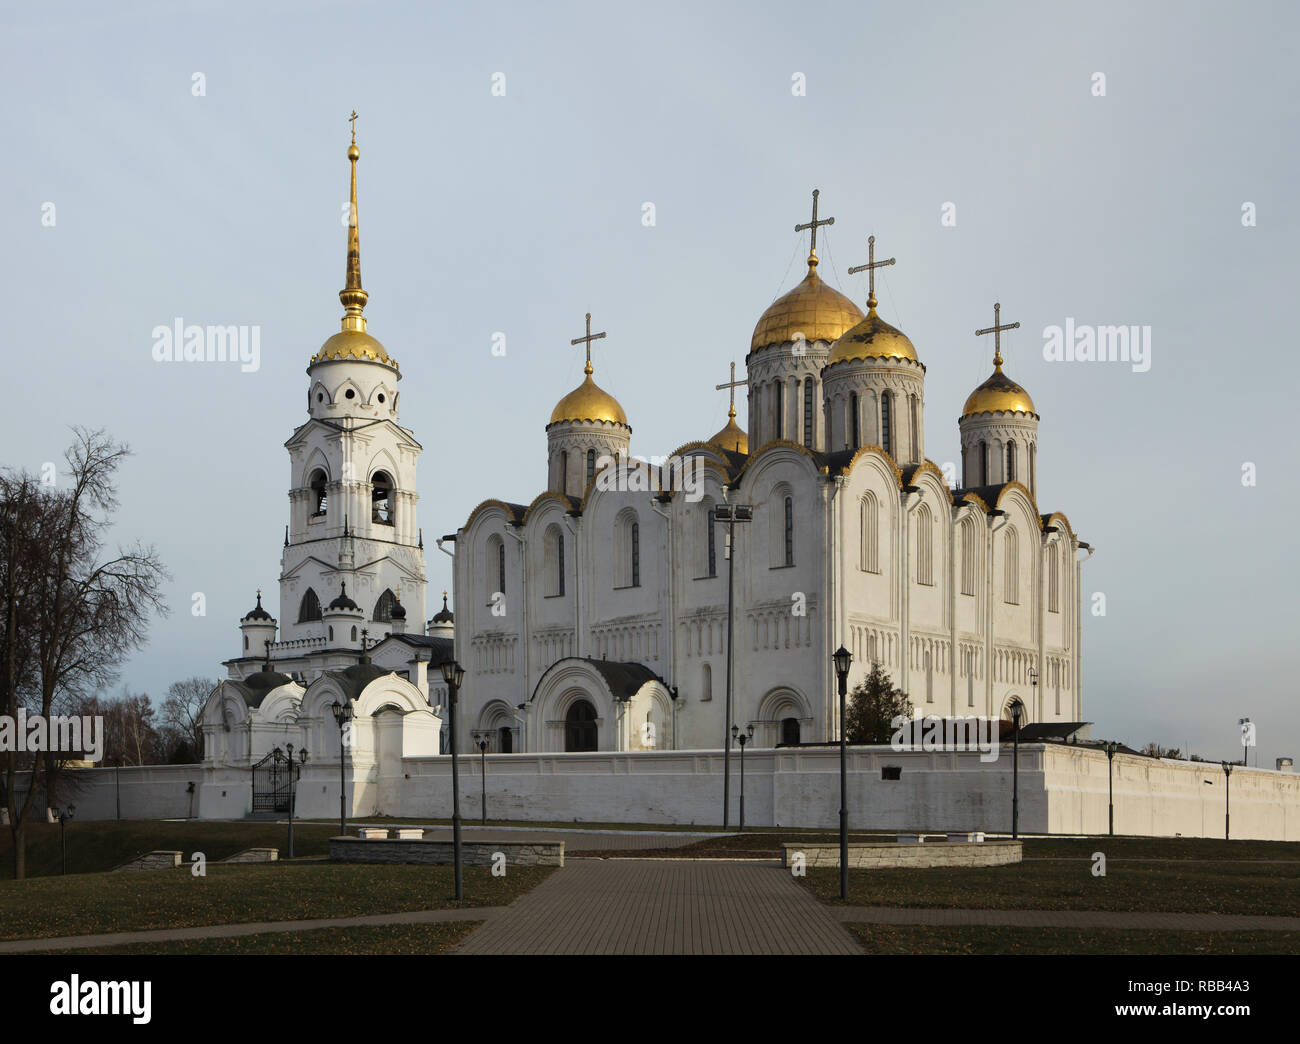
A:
[[3, 0, 1296, 766]]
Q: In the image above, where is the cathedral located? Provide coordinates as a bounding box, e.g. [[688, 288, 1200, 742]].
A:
[[201, 129, 1090, 796]]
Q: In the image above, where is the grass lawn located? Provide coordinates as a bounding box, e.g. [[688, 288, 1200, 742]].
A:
[[801, 858, 1300, 916], [847, 923, 1300, 955], [30, 921, 480, 955], [0, 862, 553, 941], [0, 819, 340, 878]]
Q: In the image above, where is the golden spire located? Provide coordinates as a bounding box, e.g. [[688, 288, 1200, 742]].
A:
[[975, 301, 1020, 371], [848, 235, 895, 314], [340, 110, 368, 334]]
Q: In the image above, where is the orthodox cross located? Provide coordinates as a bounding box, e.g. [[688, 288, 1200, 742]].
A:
[[715, 361, 746, 419], [570, 312, 607, 375], [975, 301, 1020, 368], [795, 189, 834, 260], [349, 109, 358, 144], [848, 235, 895, 309]]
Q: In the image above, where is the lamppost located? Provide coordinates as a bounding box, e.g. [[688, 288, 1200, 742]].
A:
[[713, 501, 752, 831], [1222, 761, 1232, 840], [731, 723, 754, 832], [473, 731, 490, 824], [1028, 666, 1038, 719], [440, 659, 467, 900], [1104, 741, 1118, 836], [54, 805, 75, 875], [331, 700, 353, 837], [1010, 702, 1022, 840], [272, 744, 308, 858], [833, 645, 853, 901]]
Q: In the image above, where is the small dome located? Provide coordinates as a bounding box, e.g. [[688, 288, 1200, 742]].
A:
[[311, 329, 396, 367], [708, 412, 748, 455], [962, 364, 1037, 419], [327, 580, 360, 612], [751, 259, 864, 352], [241, 590, 274, 622], [432, 592, 454, 624], [826, 307, 919, 365], [390, 593, 407, 620], [550, 372, 628, 427]]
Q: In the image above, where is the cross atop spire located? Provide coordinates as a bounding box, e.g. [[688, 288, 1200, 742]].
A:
[[975, 302, 1020, 369], [340, 110, 368, 332], [794, 189, 835, 268], [848, 235, 896, 311], [570, 312, 607, 375], [715, 361, 746, 420]]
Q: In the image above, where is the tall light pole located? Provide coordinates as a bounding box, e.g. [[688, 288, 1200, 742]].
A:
[[1222, 761, 1232, 840], [833, 645, 853, 900], [274, 744, 308, 858], [1010, 702, 1022, 840], [440, 659, 467, 899], [714, 501, 751, 830], [473, 731, 490, 824], [1105, 741, 1117, 836], [331, 700, 353, 837], [731, 723, 753, 832]]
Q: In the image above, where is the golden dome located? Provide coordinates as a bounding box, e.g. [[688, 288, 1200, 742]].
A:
[[312, 329, 395, 366], [550, 370, 628, 426], [961, 364, 1036, 418], [826, 304, 919, 365], [708, 410, 748, 454], [751, 256, 864, 352]]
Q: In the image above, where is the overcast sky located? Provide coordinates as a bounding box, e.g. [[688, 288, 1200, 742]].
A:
[[3, 0, 1296, 766]]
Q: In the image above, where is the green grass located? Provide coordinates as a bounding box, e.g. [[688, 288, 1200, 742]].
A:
[[0, 819, 340, 878], [846, 923, 1300, 955], [30, 921, 480, 955], [802, 858, 1300, 916], [0, 862, 553, 940]]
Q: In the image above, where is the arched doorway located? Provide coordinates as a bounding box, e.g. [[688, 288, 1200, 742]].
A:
[[498, 726, 514, 753], [565, 700, 598, 752], [781, 717, 801, 746]]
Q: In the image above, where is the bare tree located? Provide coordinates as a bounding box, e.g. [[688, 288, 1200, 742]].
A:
[[1, 429, 168, 878], [160, 676, 213, 763]]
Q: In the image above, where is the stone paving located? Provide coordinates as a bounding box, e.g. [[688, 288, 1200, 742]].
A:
[[834, 906, 1300, 931], [455, 858, 862, 954]]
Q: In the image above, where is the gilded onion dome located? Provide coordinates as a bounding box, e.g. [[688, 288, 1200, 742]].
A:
[[750, 254, 864, 352], [708, 407, 748, 455], [962, 362, 1037, 418], [310, 123, 398, 369], [550, 364, 628, 426], [826, 306, 919, 365]]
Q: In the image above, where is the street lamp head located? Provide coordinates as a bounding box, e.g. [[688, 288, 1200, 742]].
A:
[[1028, 667, 1038, 686], [832, 645, 853, 680], [299, 747, 309, 764], [439, 659, 465, 688], [1010, 702, 1022, 725], [731, 724, 739, 740]]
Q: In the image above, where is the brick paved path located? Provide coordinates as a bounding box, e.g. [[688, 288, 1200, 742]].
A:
[[835, 906, 1300, 931], [418, 826, 720, 851], [455, 858, 862, 954]]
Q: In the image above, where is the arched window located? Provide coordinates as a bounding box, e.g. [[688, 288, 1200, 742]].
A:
[[850, 391, 860, 448], [860, 492, 879, 573], [371, 471, 394, 526], [774, 381, 784, 440], [916, 503, 933, 586], [880, 392, 892, 456], [586, 449, 596, 485], [705, 504, 717, 577], [960, 517, 976, 596], [298, 588, 322, 623], [350, 625, 357, 642], [1048, 543, 1060, 613], [243, 635, 248, 650], [979, 440, 988, 485], [1030, 444, 1036, 493], [781, 717, 801, 745], [498, 540, 506, 596], [308, 469, 328, 517], [565, 700, 598, 752], [1006, 441, 1017, 482], [1004, 528, 1019, 604], [701, 662, 712, 702], [373, 588, 397, 622], [910, 395, 919, 462], [544, 524, 565, 597], [329, 625, 334, 641], [615, 510, 640, 588], [485, 535, 505, 602], [803, 379, 815, 447], [498, 726, 514, 753], [784, 496, 794, 566]]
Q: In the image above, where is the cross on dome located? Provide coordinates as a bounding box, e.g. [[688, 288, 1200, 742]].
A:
[[975, 301, 1020, 369], [715, 361, 745, 420], [570, 312, 607, 375], [848, 235, 896, 311], [794, 188, 835, 267]]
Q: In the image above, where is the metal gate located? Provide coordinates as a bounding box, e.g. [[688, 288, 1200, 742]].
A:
[[251, 751, 296, 814]]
